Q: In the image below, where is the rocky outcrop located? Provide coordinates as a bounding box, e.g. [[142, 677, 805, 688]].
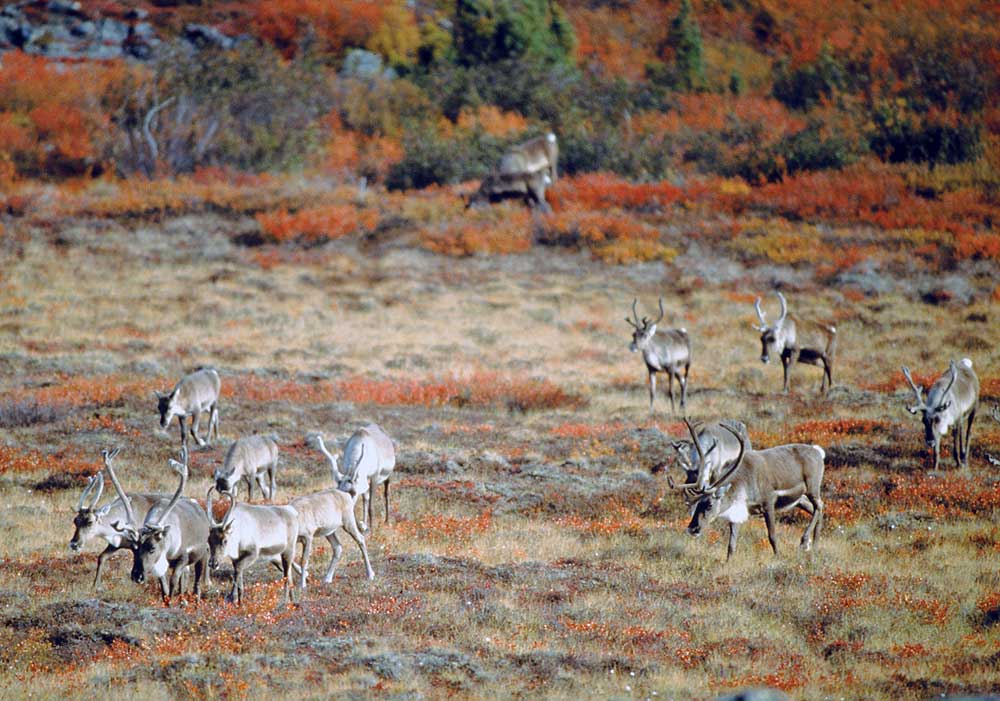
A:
[[0, 0, 246, 61]]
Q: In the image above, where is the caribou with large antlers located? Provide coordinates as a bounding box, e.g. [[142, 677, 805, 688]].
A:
[[753, 291, 836, 394], [206, 489, 299, 604], [317, 425, 395, 534], [670, 420, 752, 492], [626, 297, 691, 413], [127, 448, 210, 600], [69, 448, 165, 589], [676, 420, 825, 560], [155, 367, 221, 450], [901, 358, 979, 470]]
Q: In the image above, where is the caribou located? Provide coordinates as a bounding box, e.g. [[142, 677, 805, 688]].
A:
[[902, 358, 979, 470], [206, 489, 299, 604], [155, 367, 221, 449], [69, 448, 164, 589], [289, 483, 375, 588], [499, 132, 558, 182], [675, 420, 825, 561], [466, 170, 552, 211], [214, 434, 280, 502], [670, 420, 751, 491], [988, 405, 1000, 467], [753, 291, 836, 394], [126, 449, 210, 600], [317, 425, 396, 534], [626, 297, 691, 413]]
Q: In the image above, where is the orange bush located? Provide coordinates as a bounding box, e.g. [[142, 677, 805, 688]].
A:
[[0, 445, 96, 476], [394, 511, 492, 545], [250, 0, 383, 59], [256, 204, 379, 243], [419, 208, 533, 256], [456, 106, 529, 138], [550, 173, 685, 212]]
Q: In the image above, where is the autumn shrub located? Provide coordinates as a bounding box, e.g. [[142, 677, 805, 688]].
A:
[[419, 208, 533, 256], [255, 204, 379, 244], [250, 0, 383, 59], [0, 52, 132, 178], [548, 173, 683, 212]]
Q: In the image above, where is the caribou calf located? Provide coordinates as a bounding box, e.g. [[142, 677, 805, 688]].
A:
[[753, 291, 836, 394], [679, 421, 825, 560], [69, 448, 165, 589], [626, 297, 691, 413], [215, 434, 279, 502], [127, 449, 210, 600], [155, 367, 221, 449], [902, 358, 979, 470], [206, 490, 299, 604], [290, 488, 375, 589]]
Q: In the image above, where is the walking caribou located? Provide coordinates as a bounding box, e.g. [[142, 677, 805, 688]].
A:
[[902, 358, 979, 470], [753, 291, 836, 394]]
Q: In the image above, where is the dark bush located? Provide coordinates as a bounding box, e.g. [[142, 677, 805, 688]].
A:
[[0, 399, 68, 428], [869, 103, 982, 166]]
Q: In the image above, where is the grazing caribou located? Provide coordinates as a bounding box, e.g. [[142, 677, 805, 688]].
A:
[[753, 291, 836, 394], [126, 449, 210, 600], [214, 434, 280, 502], [69, 448, 165, 589], [626, 297, 691, 413], [155, 367, 221, 449], [902, 358, 979, 470], [678, 420, 825, 561]]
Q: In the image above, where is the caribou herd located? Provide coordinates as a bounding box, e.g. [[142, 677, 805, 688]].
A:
[[65, 156, 992, 600]]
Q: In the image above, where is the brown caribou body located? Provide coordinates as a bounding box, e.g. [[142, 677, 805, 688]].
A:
[[678, 421, 825, 560], [753, 292, 836, 394]]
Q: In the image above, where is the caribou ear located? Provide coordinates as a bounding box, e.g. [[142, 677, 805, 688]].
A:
[[96, 504, 112, 518], [938, 400, 952, 412]]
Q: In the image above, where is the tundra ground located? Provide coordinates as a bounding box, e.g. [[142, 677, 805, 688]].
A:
[[1, 213, 999, 701]]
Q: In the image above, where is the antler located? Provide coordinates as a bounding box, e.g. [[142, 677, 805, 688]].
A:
[[940, 360, 959, 400], [205, 486, 220, 527], [624, 298, 641, 329], [314, 434, 343, 482], [775, 291, 788, 326], [652, 297, 665, 325], [148, 449, 188, 528], [753, 297, 768, 331], [77, 473, 102, 511], [901, 366, 926, 414], [221, 490, 237, 527], [102, 446, 136, 528], [702, 423, 746, 495]]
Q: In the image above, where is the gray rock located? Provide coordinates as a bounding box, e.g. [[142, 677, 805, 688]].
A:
[[715, 689, 790, 701], [183, 23, 234, 50], [96, 18, 128, 44], [341, 48, 385, 80], [47, 0, 83, 16]]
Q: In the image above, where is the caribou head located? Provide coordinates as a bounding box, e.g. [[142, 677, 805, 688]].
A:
[[753, 291, 792, 364], [902, 362, 957, 448], [682, 424, 746, 536], [626, 297, 664, 353], [70, 472, 109, 551], [131, 448, 188, 584], [206, 487, 237, 571]]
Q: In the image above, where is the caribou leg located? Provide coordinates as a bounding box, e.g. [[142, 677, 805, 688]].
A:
[[647, 371, 657, 412], [961, 409, 976, 468], [762, 502, 779, 555], [92, 544, 118, 589], [726, 523, 741, 561], [680, 362, 690, 409]]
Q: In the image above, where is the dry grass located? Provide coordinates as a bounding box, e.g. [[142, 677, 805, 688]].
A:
[[0, 204, 998, 701]]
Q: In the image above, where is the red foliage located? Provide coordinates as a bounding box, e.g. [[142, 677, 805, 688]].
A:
[[256, 204, 379, 243], [250, 0, 383, 59]]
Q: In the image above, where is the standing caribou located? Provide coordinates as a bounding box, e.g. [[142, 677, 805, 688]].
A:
[[901, 358, 979, 470], [753, 291, 837, 394], [69, 448, 165, 589], [317, 425, 396, 534], [626, 297, 691, 413], [155, 367, 221, 449], [126, 449, 211, 600], [500, 132, 558, 182], [675, 420, 825, 561], [206, 489, 299, 604]]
